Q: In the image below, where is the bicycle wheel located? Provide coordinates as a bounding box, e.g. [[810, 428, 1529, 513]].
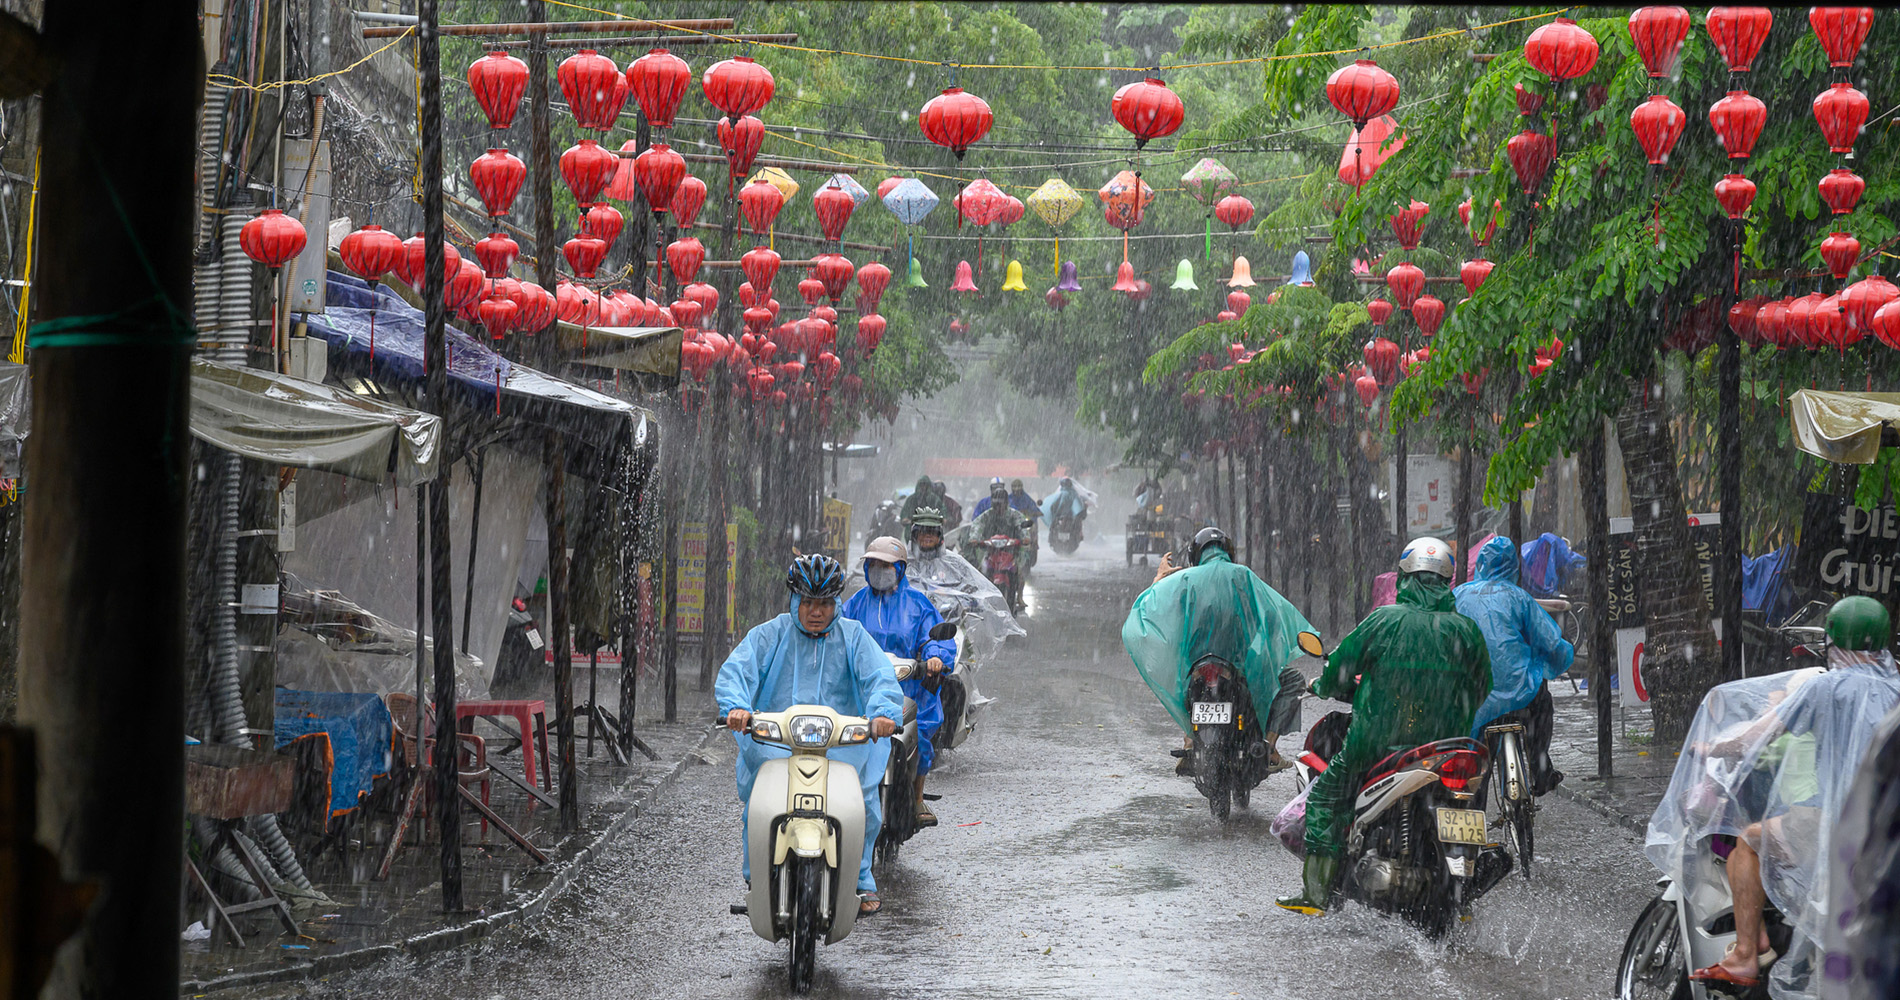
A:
[[1504, 732, 1534, 877]]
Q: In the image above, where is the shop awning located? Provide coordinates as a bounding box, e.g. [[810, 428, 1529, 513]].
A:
[[553, 324, 682, 376], [1788, 389, 1900, 464], [190, 358, 442, 485]]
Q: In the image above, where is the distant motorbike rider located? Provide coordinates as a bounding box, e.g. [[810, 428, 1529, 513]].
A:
[[907, 507, 1027, 660], [715, 554, 904, 916], [1124, 527, 1315, 778], [900, 476, 944, 525], [935, 480, 962, 529], [969, 477, 1010, 520], [1277, 537, 1492, 916], [968, 482, 1028, 608], [1043, 477, 1089, 533], [1456, 535, 1574, 796], [841, 536, 958, 826]]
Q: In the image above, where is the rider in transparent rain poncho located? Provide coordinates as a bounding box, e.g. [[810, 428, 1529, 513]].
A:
[[1822, 699, 1900, 1000], [1646, 597, 1900, 998]]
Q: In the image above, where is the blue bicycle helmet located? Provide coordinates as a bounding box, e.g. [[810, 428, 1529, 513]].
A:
[[786, 554, 846, 599]]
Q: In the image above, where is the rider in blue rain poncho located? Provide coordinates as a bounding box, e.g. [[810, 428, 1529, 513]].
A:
[[841, 536, 958, 824], [1455, 535, 1575, 796], [715, 554, 904, 915]]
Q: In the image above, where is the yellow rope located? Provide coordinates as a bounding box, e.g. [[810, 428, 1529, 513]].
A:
[[9, 152, 39, 363], [208, 28, 415, 91]]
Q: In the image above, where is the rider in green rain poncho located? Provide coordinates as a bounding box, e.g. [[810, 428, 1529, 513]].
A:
[[1277, 537, 1493, 916]]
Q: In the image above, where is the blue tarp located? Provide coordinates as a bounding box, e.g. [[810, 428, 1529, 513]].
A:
[[1744, 545, 1798, 624], [274, 688, 395, 817], [311, 270, 512, 395]]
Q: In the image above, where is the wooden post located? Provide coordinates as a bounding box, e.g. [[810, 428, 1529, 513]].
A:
[[527, 0, 557, 343], [1582, 421, 1615, 779], [699, 169, 741, 691], [1717, 240, 1744, 683], [545, 431, 578, 827]]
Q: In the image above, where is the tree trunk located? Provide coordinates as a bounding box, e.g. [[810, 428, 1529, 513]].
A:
[[1614, 378, 1720, 742]]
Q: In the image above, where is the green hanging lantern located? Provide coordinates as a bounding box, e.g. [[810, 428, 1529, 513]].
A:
[[1170, 258, 1198, 291], [906, 255, 929, 288]]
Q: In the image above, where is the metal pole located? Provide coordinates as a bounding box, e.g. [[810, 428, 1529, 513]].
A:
[[527, 1, 557, 344], [545, 431, 578, 828], [1582, 420, 1615, 780], [1717, 229, 1744, 684], [364, 17, 737, 38], [460, 448, 485, 654]]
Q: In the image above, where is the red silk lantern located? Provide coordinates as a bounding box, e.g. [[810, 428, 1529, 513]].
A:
[[1388, 200, 1429, 250], [1366, 299, 1394, 326], [1506, 130, 1555, 193], [1708, 91, 1767, 159], [876, 177, 905, 201], [1873, 299, 1900, 352], [239, 209, 307, 269], [1460, 259, 1494, 296], [1386, 262, 1425, 309], [1401, 347, 1432, 378], [1727, 297, 1764, 345], [1216, 310, 1238, 323], [1213, 195, 1254, 231], [474, 232, 519, 278], [918, 87, 993, 160], [1630, 95, 1686, 165], [812, 254, 854, 302], [1754, 298, 1790, 348], [1111, 78, 1185, 149], [626, 48, 690, 128], [629, 142, 686, 214], [702, 56, 774, 117], [741, 246, 781, 297], [1227, 290, 1251, 315], [1813, 83, 1870, 154], [1412, 295, 1446, 337], [857, 313, 886, 353], [1713, 174, 1757, 219], [683, 281, 718, 320], [1045, 288, 1068, 312], [1463, 370, 1488, 395], [1819, 169, 1866, 215], [797, 277, 826, 306], [738, 177, 785, 234], [671, 299, 702, 330], [746, 366, 775, 402], [1324, 59, 1400, 128], [1524, 17, 1600, 85], [1514, 83, 1544, 117], [1810, 7, 1874, 68], [560, 139, 619, 206], [1706, 7, 1773, 73], [1787, 293, 1824, 349], [814, 182, 857, 242], [580, 204, 623, 247], [669, 176, 707, 229], [397, 234, 459, 289], [995, 195, 1025, 228], [447, 258, 486, 312], [555, 282, 600, 327], [478, 293, 517, 340], [956, 178, 1008, 227], [1628, 7, 1692, 77], [1099, 171, 1153, 232], [1338, 114, 1406, 188], [563, 236, 608, 279], [1821, 232, 1862, 281], [338, 224, 403, 283], [468, 50, 529, 129], [1363, 337, 1401, 386], [558, 49, 624, 130], [1841, 277, 1899, 335], [1459, 197, 1501, 247], [1814, 294, 1856, 350], [744, 307, 774, 335], [857, 262, 891, 312], [717, 115, 765, 178], [666, 237, 706, 284], [470, 148, 526, 217], [513, 282, 554, 334], [738, 282, 757, 309], [1354, 374, 1380, 407]]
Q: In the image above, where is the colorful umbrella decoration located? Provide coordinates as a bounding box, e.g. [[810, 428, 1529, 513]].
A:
[[1180, 158, 1237, 259], [1098, 169, 1155, 270], [881, 177, 939, 281], [1027, 177, 1082, 276]]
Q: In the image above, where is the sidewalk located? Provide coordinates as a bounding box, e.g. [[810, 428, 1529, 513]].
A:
[[1546, 684, 1678, 835], [182, 672, 718, 996]]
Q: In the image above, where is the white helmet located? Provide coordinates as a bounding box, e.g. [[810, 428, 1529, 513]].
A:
[[1398, 536, 1455, 579]]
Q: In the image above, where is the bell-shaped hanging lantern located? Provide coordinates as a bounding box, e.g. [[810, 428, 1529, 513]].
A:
[[1111, 262, 1139, 293], [906, 257, 929, 288], [468, 50, 530, 129], [1002, 260, 1028, 292], [1056, 261, 1082, 292], [951, 260, 979, 293], [1227, 256, 1256, 288], [918, 87, 993, 160], [626, 48, 691, 128], [1338, 115, 1406, 188], [1045, 288, 1068, 312], [1170, 259, 1198, 291]]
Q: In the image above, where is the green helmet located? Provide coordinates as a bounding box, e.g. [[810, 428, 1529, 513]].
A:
[[908, 506, 944, 531], [1826, 595, 1891, 652]]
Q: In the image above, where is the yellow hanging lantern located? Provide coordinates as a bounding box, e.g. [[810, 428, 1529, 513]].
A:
[[1026, 177, 1083, 275], [1001, 260, 1027, 291]]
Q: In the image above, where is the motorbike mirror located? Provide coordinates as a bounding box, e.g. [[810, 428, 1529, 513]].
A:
[[1297, 631, 1325, 658], [928, 622, 958, 641]]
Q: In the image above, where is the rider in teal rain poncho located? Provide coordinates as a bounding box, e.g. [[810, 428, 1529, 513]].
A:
[[1456, 535, 1574, 796]]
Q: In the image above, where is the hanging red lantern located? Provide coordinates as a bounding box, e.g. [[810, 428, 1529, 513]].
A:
[[1627, 7, 1692, 77], [857, 313, 887, 353], [1458, 197, 1501, 247], [470, 148, 526, 217], [1821, 231, 1862, 281], [717, 115, 766, 178], [1813, 82, 1870, 154], [1713, 174, 1757, 219], [1814, 294, 1856, 350], [671, 299, 703, 331], [1819, 168, 1866, 215], [1787, 293, 1824, 349], [629, 142, 686, 214], [797, 276, 826, 306], [955, 178, 1008, 227], [626, 48, 690, 128], [1213, 195, 1254, 231], [1841, 277, 1899, 335], [1706, 7, 1774, 73], [1873, 299, 1900, 352], [918, 87, 993, 160], [683, 281, 718, 320], [239, 209, 307, 270], [1363, 337, 1401, 386], [668, 176, 708, 230], [478, 293, 517, 341], [1366, 299, 1394, 326], [447, 257, 487, 312], [951, 260, 979, 294], [1401, 347, 1432, 378], [738, 177, 786, 234], [1110, 78, 1185, 149], [563, 236, 607, 279], [738, 282, 757, 309], [555, 282, 600, 327], [1387, 200, 1430, 251], [1460, 259, 1494, 296], [741, 246, 781, 297], [995, 195, 1025, 228], [1524, 17, 1600, 86], [1227, 290, 1251, 315], [1354, 373, 1380, 407], [559, 139, 619, 206], [744, 307, 774, 335], [519, 282, 557, 334], [467, 50, 530, 129], [1111, 262, 1139, 293], [814, 182, 857, 242], [581, 204, 623, 247], [558, 49, 624, 130], [339, 224, 403, 283], [702, 56, 775, 117], [1463, 370, 1488, 395], [666, 237, 706, 284], [1506, 130, 1555, 193], [812, 253, 854, 302], [1630, 94, 1687, 165], [473, 232, 519, 278], [1708, 90, 1767, 159], [1727, 297, 1765, 346], [1216, 310, 1238, 323], [746, 365, 775, 402], [1386, 262, 1425, 309], [857, 262, 891, 313], [1514, 83, 1544, 117], [1412, 295, 1446, 337], [1045, 288, 1068, 312], [1324, 59, 1400, 128], [1754, 298, 1790, 348], [1810, 7, 1874, 68], [397, 234, 459, 289]]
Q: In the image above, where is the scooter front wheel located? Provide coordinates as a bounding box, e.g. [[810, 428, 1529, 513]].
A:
[[1616, 891, 1689, 1000], [788, 859, 822, 993]]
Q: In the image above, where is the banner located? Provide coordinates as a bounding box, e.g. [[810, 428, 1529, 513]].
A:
[[823, 498, 852, 559], [1605, 511, 1723, 708], [1790, 491, 1900, 606], [676, 521, 737, 637]]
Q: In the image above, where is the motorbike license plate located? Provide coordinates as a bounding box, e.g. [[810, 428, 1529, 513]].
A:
[[524, 628, 544, 650], [1435, 807, 1488, 846], [1190, 702, 1233, 725]]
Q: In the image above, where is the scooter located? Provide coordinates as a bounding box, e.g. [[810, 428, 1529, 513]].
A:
[[1172, 653, 1276, 821], [1048, 508, 1084, 554], [874, 655, 925, 868], [978, 535, 1025, 613], [726, 705, 882, 993], [1618, 849, 1791, 1000]]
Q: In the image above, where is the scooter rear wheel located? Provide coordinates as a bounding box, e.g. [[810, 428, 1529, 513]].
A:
[[788, 859, 822, 993]]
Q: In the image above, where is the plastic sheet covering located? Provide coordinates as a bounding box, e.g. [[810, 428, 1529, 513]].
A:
[[1645, 653, 1900, 1000], [1121, 548, 1315, 733], [189, 358, 440, 486], [275, 573, 489, 699], [841, 545, 1024, 665], [0, 361, 27, 478], [1789, 389, 1900, 465], [552, 324, 683, 375], [1822, 702, 1900, 999]]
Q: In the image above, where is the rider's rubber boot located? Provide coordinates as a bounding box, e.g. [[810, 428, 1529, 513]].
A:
[[1275, 854, 1339, 916]]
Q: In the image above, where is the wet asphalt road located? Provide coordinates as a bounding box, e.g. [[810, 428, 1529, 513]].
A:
[[262, 539, 1658, 1000]]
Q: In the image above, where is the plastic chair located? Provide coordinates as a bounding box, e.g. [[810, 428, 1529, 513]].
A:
[[384, 693, 492, 848]]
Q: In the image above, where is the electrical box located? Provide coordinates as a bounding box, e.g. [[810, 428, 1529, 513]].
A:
[[286, 335, 327, 385], [282, 139, 331, 314]]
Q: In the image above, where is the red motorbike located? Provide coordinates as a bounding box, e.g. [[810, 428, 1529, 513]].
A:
[[979, 535, 1025, 614]]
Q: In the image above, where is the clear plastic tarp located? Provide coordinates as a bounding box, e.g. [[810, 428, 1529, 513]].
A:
[[189, 358, 440, 486]]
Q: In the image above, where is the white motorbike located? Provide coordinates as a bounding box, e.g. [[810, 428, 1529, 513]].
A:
[[1617, 816, 1790, 1000]]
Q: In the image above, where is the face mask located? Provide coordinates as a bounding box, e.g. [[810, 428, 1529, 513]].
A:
[[867, 565, 898, 592]]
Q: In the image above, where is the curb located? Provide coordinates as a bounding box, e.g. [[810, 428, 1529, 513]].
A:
[[1551, 780, 1649, 836], [184, 723, 722, 996]]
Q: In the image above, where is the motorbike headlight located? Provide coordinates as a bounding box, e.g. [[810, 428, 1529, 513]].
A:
[[838, 723, 870, 745], [789, 715, 834, 747], [750, 719, 783, 741]]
